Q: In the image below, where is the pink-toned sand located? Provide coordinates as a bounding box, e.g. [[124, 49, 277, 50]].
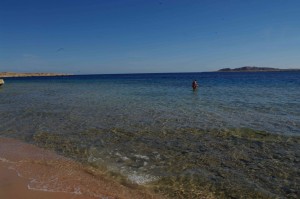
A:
[[0, 137, 164, 199], [0, 162, 94, 199]]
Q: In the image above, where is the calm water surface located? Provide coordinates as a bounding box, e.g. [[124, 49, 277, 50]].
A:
[[0, 72, 299, 198]]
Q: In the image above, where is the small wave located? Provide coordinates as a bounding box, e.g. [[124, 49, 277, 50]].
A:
[[0, 157, 17, 164], [27, 180, 83, 195]]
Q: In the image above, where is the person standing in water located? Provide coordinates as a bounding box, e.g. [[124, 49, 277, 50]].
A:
[[192, 80, 198, 91]]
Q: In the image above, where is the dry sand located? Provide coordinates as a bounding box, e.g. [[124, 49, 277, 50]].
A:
[[0, 72, 69, 78]]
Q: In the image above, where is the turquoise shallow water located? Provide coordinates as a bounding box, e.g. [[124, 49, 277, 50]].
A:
[[0, 72, 299, 198]]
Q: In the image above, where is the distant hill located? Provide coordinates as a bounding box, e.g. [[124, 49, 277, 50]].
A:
[[218, 66, 300, 72], [0, 72, 70, 78]]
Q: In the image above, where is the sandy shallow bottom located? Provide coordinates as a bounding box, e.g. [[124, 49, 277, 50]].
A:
[[0, 137, 164, 199], [0, 162, 93, 199]]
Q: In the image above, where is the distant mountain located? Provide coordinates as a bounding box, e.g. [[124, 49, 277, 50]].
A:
[[218, 66, 300, 72]]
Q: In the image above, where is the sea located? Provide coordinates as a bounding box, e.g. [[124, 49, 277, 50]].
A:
[[0, 72, 299, 198]]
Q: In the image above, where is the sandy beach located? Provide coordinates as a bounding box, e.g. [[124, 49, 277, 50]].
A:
[[0, 137, 164, 199], [0, 72, 70, 78]]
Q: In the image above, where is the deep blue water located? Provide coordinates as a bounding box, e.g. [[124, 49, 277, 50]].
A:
[[0, 72, 300, 198]]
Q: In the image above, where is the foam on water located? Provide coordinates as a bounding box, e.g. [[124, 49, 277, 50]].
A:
[[0, 157, 16, 164], [27, 179, 83, 195], [134, 154, 150, 160], [127, 172, 159, 185]]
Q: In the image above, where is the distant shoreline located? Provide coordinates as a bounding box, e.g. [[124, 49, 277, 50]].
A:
[[1, 69, 300, 78], [0, 72, 71, 78], [217, 66, 300, 72]]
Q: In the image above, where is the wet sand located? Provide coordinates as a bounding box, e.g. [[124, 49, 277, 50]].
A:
[[0, 162, 93, 199], [0, 137, 164, 199]]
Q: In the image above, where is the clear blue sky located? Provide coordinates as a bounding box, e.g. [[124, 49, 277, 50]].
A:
[[1, 0, 299, 74]]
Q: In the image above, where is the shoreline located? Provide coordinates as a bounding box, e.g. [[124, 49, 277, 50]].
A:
[[0, 72, 71, 78], [0, 137, 165, 199]]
